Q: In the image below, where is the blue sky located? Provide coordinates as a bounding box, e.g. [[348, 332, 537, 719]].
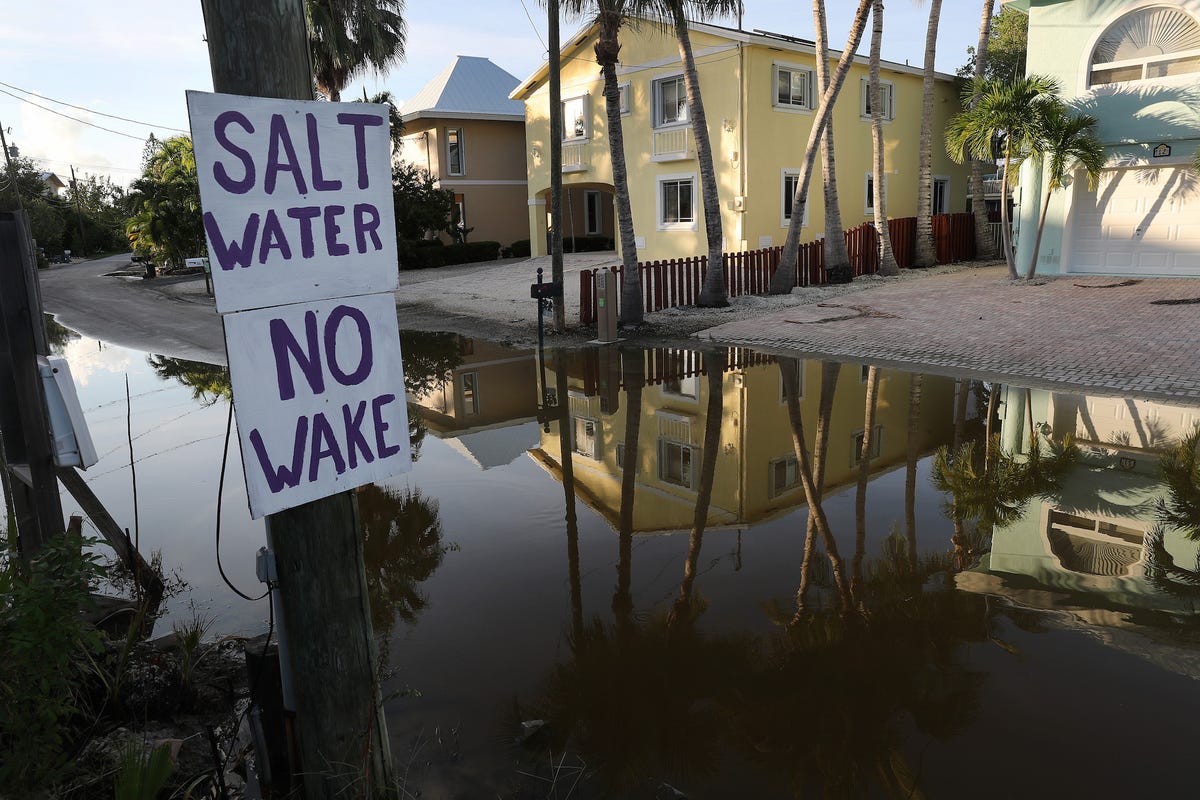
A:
[[0, 1, 989, 187]]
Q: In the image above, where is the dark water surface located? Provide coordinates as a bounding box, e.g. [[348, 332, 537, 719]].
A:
[[22, 324, 1200, 798]]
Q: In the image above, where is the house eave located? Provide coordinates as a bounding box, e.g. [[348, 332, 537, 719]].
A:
[[400, 110, 525, 124]]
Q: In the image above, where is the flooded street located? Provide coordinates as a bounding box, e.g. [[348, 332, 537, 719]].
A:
[[15, 322, 1200, 798]]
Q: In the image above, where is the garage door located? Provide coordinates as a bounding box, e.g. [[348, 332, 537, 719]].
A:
[[1070, 165, 1200, 276]]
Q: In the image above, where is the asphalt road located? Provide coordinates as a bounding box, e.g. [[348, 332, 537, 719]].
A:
[[38, 253, 228, 364]]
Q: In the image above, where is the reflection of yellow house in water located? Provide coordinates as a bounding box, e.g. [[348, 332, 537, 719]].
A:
[[964, 387, 1200, 616], [529, 349, 958, 533]]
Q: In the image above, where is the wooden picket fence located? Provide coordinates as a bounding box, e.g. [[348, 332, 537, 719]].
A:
[[580, 213, 976, 325], [579, 345, 775, 396]]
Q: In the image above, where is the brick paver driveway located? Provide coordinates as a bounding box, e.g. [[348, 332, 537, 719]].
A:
[[698, 266, 1200, 401]]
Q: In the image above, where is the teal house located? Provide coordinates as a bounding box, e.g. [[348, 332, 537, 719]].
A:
[[1003, 1, 1200, 277]]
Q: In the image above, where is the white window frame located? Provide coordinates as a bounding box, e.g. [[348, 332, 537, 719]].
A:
[[778, 359, 805, 403], [768, 454, 801, 499], [864, 172, 888, 215], [772, 62, 815, 113], [658, 438, 696, 489], [932, 176, 950, 216], [860, 78, 895, 122], [618, 82, 631, 116], [460, 371, 479, 415], [562, 93, 590, 141], [584, 190, 603, 235], [445, 127, 465, 176], [656, 172, 697, 231], [662, 374, 699, 401], [851, 425, 884, 467], [573, 416, 599, 459], [781, 169, 810, 228], [652, 74, 689, 129], [1086, 7, 1200, 89]]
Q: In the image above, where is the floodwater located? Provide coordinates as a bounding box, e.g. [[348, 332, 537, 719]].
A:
[[16, 321, 1200, 798]]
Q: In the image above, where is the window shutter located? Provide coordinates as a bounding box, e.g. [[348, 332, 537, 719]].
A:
[[808, 70, 815, 109], [861, 78, 869, 115], [887, 84, 895, 120]]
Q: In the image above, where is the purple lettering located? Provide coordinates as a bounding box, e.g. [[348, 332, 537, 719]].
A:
[[203, 212, 259, 270], [342, 401, 374, 469], [352, 203, 382, 253], [249, 418, 308, 494], [336, 112, 384, 189], [269, 312, 325, 401], [212, 111, 255, 194], [323, 304, 373, 386], [257, 209, 292, 263], [308, 412, 346, 481], [264, 113, 308, 195], [371, 394, 401, 459], [323, 205, 349, 257], [286, 206, 320, 258], [306, 113, 342, 192]]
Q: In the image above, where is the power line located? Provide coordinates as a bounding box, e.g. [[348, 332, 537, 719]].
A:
[[0, 80, 188, 133], [0, 87, 151, 142], [518, 0, 547, 51]]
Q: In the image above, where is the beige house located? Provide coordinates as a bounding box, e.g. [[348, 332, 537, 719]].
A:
[[399, 56, 530, 248]]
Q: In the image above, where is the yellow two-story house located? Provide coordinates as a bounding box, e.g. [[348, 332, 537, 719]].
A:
[[512, 19, 972, 262]]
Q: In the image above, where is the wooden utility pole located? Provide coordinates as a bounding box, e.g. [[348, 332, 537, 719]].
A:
[[548, 0, 565, 332], [197, 1, 393, 797], [68, 165, 87, 257], [0, 123, 24, 212]]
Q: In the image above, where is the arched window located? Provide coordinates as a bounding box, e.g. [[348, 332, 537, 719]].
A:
[[1089, 6, 1200, 87]]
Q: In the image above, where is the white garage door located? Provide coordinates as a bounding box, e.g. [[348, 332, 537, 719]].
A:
[[1070, 165, 1200, 276]]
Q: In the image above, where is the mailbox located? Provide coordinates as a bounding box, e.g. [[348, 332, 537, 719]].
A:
[[530, 280, 563, 299]]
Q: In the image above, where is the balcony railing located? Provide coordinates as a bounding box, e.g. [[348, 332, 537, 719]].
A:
[[651, 127, 693, 162], [562, 141, 588, 173]]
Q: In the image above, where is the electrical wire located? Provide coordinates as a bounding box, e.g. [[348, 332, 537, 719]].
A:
[[0, 80, 188, 133], [0, 87, 150, 142], [215, 397, 269, 602], [518, 0, 547, 51]]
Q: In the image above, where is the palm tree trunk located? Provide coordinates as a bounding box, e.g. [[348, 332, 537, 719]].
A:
[[953, 378, 969, 451], [795, 360, 841, 619], [771, 0, 873, 294], [999, 137, 1017, 278], [852, 365, 880, 599], [984, 382, 999, 463], [671, 12, 728, 308], [596, 15, 643, 325], [970, 0, 998, 260], [1025, 187, 1052, 280], [905, 373, 923, 571], [914, 0, 943, 268], [548, 0, 566, 331], [813, 1, 852, 283], [870, 0, 900, 276], [614, 349, 644, 633], [555, 356, 583, 643]]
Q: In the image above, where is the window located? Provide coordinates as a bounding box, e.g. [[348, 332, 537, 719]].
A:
[[452, 193, 466, 233], [769, 455, 800, 498], [446, 127, 465, 176], [865, 173, 888, 214], [773, 64, 814, 110], [460, 371, 479, 415], [778, 359, 805, 403], [860, 78, 895, 121], [657, 174, 696, 230], [562, 95, 588, 140], [659, 439, 695, 488], [1089, 7, 1200, 87], [781, 171, 810, 227], [618, 82, 631, 115], [585, 190, 603, 235], [932, 177, 949, 216], [616, 442, 639, 474], [859, 364, 872, 383], [573, 417, 598, 459], [852, 426, 883, 466], [663, 374, 698, 399], [653, 75, 688, 127]]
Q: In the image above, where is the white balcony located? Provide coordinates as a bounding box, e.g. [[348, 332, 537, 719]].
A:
[[651, 127, 694, 162], [562, 141, 588, 173]]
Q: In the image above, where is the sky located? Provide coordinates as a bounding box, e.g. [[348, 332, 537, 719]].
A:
[[0, 1, 990, 188]]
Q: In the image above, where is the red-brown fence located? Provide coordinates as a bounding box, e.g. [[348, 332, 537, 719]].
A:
[[580, 213, 974, 325], [579, 345, 776, 396]]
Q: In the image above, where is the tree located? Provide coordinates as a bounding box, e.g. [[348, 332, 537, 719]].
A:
[[391, 161, 455, 240], [1022, 103, 1104, 279], [904, 373, 924, 571], [307, 0, 407, 101], [125, 136, 204, 268], [794, 360, 841, 619], [914, 0, 944, 268], [771, 0, 873, 294], [967, 0, 999, 261], [945, 74, 1061, 279], [655, 0, 744, 308], [812, 2, 853, 284], [957, 5, 1028, 84], [358, 88, 404, 153], [868, 0, 900, 276], [851, 365, 880, 598]]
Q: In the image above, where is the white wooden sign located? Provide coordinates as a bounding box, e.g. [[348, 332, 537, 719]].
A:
[[224, 293, 411, 519], [187, 91, 398, 314]]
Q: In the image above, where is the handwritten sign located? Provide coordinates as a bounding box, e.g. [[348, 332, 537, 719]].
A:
[[187, 91, 398, 314], [225, 293, 410, 518]]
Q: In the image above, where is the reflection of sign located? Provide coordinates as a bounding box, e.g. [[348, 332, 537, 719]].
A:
[[225, 294, 410, 519], [1153, 143, 1172, 158], [187, 91, 398, 314]]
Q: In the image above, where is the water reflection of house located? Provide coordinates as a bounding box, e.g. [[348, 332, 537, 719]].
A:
[[967, 386, 1200, 615], [529, 349, 958, 534], [407, 338, 540, 469]]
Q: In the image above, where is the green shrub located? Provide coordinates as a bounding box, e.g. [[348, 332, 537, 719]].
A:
[[398, 239, 500, 269], [563, 236, 613, 253], [510, 239, 532, 258]]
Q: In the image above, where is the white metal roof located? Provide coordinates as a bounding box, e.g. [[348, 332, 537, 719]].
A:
[[400, 56, 525, 123]]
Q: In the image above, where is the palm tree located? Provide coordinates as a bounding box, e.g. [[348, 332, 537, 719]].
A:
[[771, 0, 873, 294], [307, 0, 407, 102], [812, 1, 853, 283], [563, 1, 647, 325], [1022, 103, 1104, 279], [655, 1, 744, 308], [549, 0, 566, 332], [969, 0, 998, 260], [868, 0, 900, 276], [852, 365, 880, 597], [914, 0, 944, 268], [904, 373, 924, 571], [358, 89, 404, 153], [795, 360, 842, 618], [614, 348, 645, 632], [945, 74, 1061, 279]]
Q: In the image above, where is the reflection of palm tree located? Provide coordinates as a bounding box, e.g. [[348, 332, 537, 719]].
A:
[[1157, 425, 1200, 540], [905, 373, 924, 570], [614, 349, 645, 634], [852, 365, 881, 596], [358, 483, 448, 640], [796, 361, 842, 616], [146, 355, 231, 405]]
